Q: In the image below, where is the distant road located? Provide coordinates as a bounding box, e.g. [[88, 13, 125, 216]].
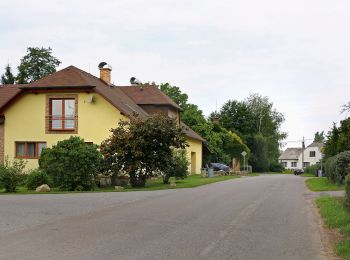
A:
[[0, 175, 329, 260]]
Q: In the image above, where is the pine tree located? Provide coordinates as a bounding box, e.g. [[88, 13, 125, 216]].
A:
[[1, 64, 15, 84]]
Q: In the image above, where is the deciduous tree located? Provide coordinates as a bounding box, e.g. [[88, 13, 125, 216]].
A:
[[17, 47, 61, 84], [160, 83, 250, 165], [100, 114, 188, 187], [215, 94, 286, 172]]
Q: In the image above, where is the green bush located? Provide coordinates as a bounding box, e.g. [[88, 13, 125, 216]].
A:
[[163, 149, 189, 184], [345, 174, 350, 209], [0, 159, 26, 192], [26, 169, 50, 190], [325, 156, 337, 182], [304, 163, 321, 174], [325, 151, 350, 184], [269, 161, 285, 172], [39, 136, 102, 191]]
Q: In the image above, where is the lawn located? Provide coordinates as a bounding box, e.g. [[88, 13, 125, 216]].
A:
[[300, 173, 317, 177], [317, 197, 350, 259], [305, 177, 345, 192], [0, 174, 240, 194], [246, 173, 260, 177], [259, 171, 292, 174]]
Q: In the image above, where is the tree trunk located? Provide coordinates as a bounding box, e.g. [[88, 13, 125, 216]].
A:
[[129, 173, 147, 188], [163, 174, 170, 184]]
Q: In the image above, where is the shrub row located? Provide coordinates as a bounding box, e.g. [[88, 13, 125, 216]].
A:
[[26, 169, 50, 190], [325, 150, 350, 184], [1, 133, 190, 192], [0, 159, 26, 192], [345, 174, 350, 209], [304, 163, 321, 174], [0, 160, 51, 192]]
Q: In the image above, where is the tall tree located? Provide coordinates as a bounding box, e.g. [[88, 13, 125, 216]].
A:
[[215, 93, 286, 172], [159, 83, 188, 108], [324, 123, 340, 158], [314, 131, 325, 143], [17, 47, 61, 84], [159, 83, 249, 165], [1, 64, 15, 84]]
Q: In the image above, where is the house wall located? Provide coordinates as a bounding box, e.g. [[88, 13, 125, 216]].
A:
[[4, 92, 127, 169], [303, 146, 322, 166], [0, 124, 4, 163], [279, 159, 299, 169], [186, 137, 202, 174], [280, 147, 323, 170]]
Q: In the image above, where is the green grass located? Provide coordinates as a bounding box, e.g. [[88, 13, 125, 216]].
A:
[[246, 173, 260, 177], [300, 173, 317, 177], [0, 174, 240, 194], [305, 177, 345, 192], [259, 171, 291, 174], [317, 197, 350, 259]]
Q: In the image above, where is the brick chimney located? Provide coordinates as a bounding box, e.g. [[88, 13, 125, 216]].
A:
[[98, 62, 112, 84]]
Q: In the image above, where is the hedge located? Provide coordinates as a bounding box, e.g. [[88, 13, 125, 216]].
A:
[[325, 151, 350, 184]]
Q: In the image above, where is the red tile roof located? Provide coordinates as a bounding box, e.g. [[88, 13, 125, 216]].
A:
[[119, 85, 182, 111], [0, 66, 204, 142], [23, 65, 96, 88], [0, 85, 22, 114], [180, 122, 206, 142], [22, 66, 148, 118]]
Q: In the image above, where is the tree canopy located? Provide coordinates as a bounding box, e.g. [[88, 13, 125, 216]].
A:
[[160, 83, 250, 166], [100, 114, 188, 187], [213, 93, 286, 172], [314, 131, 325, 143], [17, 47, 61, 84], [324, 118, 350, 159]]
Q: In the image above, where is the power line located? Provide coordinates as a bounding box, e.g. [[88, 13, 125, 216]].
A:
[[283, 138, 312, 143]]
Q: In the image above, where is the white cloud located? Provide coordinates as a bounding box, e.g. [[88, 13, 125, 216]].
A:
[[1, 0, 350, 145]]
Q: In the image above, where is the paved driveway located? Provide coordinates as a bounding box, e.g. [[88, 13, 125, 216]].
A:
[[0, 175, 329, 260]]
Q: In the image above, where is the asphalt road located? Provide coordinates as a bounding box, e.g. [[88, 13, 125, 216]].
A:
[[0, 175, 329, 260]]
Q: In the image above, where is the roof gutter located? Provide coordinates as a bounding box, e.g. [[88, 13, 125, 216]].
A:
[[19, 85, 96, 90]]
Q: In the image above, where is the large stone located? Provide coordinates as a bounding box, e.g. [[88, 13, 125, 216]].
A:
[[113, 177, 129, 187], [114, 186, 124, 191], [99, 176, 111, 187], [36, 184, 51, 192], [170, 181, 176, 187]]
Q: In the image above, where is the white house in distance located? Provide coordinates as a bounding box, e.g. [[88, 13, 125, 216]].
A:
[[279, 142, 324, 170]]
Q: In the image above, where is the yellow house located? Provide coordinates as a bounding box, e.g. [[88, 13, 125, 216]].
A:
[[0, 64, 204, 173]]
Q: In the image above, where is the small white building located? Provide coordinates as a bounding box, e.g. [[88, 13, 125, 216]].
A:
[[279, 142, 323, 169]]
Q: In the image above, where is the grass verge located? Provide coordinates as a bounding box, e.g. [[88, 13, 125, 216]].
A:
[[246, 173, 260, 177], [0, 174, 240, 194], [300, 173, 317, 177], [317, 197, 350, 259], [306, 177, 344, 192], [259, 172, 291, 174]]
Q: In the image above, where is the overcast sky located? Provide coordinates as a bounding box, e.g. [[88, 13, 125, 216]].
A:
[[1, 0, 349, 147]]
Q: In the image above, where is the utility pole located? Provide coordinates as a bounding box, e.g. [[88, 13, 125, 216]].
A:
[[302, 137, 305, 169]]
